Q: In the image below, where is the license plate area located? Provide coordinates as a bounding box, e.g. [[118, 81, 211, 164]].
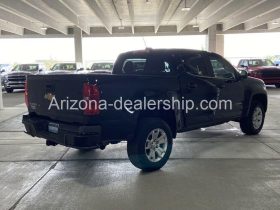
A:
[[48, 122, 59, 134]]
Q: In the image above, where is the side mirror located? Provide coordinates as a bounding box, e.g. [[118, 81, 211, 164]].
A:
[[38, 69, 43, 72], [239, 70, 248, 79], [77, 68, 84, 71], [276, 64, 279, 67], [0, 69, 5, 73]]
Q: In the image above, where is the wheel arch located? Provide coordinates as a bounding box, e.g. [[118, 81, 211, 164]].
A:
[[245, 93, 267, 116], [137, 109, 177, 138]]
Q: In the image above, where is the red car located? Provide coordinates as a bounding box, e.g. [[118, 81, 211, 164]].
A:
[[237, 59, 280, 88]]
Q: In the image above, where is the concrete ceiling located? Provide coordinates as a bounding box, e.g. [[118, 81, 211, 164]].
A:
[[0, 0, 280, 37]]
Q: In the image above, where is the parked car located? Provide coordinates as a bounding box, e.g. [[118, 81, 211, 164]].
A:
[[1, 64, 12, 88], [237, 59, 280, 88], [87, 62, 114, 74], [49, 62, 84, 74], [23, 49, 267, 171], [3, 63, 46, 93]]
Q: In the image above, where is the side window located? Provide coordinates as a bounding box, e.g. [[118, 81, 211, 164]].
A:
[[181, 54, 210, 77], [209, 54, 236, 80], [147, 54, 178, 75]]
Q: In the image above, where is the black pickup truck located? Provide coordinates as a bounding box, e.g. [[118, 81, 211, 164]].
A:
[[23, 49, 267, 171]]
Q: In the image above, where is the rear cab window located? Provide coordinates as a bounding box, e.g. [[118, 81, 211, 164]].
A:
[[114, 50, 208, 76]]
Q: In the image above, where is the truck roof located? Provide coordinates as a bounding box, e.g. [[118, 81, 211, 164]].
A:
[[119, 48, 207, 57]]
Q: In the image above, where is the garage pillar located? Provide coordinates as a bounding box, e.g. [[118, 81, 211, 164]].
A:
[[206, 25, 224, 56], [74, 27, 83, 63]]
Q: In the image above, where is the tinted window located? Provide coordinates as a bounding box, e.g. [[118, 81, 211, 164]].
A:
[[91, 63, 113, 70], [14, 64, 38, 71], [148, 54, 178, 75], [52, 63, 76, 71], [122, 58, 147, 74], [248, 59, 274, 67], [209, 54, 236, 80], [181, 54, 209, 76]]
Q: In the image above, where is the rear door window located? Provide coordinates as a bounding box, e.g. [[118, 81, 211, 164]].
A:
[[122, 58, 147, 74]]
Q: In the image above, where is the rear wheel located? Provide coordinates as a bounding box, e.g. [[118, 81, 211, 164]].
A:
[[5, 88, 13, 93], [240, 101, 265, 135], [275, 84, 280, 88], [127, 118, 173, 171]]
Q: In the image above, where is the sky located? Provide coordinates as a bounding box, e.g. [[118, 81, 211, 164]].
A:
[[0, 33, 280, 66]]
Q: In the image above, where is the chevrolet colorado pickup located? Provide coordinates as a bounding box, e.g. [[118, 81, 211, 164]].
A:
[[23, 49, 267, 171]]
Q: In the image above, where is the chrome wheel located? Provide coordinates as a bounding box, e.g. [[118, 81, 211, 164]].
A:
[[145, 128, 168, 163], [252, 106, 263, 130]]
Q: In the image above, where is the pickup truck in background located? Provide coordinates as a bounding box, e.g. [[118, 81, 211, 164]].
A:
[[3, 63, 46, 93], [88, 62, 114, 74], [49, 62, 84, 73], [1, 64, 12, 88], [237, 59, 280, 88], [23, 49, 268, 171]]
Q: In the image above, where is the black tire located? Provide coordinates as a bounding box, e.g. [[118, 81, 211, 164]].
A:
[[275, 84, 280, 88], [127, 118, 173, 171], [240, 101, 265, 135], [5, 88, 13, 93]]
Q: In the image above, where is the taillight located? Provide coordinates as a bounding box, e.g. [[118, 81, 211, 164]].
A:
[[24, 80, 29, 107], [83, 83, 100, 115]]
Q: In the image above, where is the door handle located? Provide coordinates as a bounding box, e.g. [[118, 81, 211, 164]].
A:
[[186, 82, 198, 89]]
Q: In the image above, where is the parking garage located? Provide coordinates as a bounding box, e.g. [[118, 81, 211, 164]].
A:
[[1, 0, 280, 209]]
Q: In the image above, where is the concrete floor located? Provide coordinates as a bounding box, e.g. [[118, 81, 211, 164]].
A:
[[2, 90, 25, 107], [1, 87, 280, 210]]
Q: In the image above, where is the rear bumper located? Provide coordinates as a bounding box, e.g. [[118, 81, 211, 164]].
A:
[[22, 114, 102, 148]]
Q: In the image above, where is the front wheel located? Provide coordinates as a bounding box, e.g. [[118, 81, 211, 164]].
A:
[[127, 118, 173, 171], [240, 101, 265, 135]]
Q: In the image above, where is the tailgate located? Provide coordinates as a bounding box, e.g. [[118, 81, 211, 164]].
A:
[[27, 74, 100, 124]]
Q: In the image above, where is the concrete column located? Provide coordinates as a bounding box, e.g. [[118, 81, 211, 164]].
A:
[[206, 25, 224, 56], [0, 75, 3, 110], [74, 27, 83, 63]]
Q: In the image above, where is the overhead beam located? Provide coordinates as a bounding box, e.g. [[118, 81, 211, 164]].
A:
[[83, 0, 112, 34], [245, 8, 280, 30], [41, 0, 90, 34], [199, 0, 258, 32], [223, 0, 280, 31], [199, 0, 231, 18], [127, 0, 135, 34], [0, 0, 68, 34], [268, 21, 280, 30], [155, 0, 172, 33], [177, 0, 214, 33], [0, 7, 45, 35], [0, 20, 24, 35]]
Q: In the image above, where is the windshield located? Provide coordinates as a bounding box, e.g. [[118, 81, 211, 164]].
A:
[[248, 59, 274, 67], [51, 63, 76, 71], [91, 63, 113, 70], [13, 64, 38, 71]]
